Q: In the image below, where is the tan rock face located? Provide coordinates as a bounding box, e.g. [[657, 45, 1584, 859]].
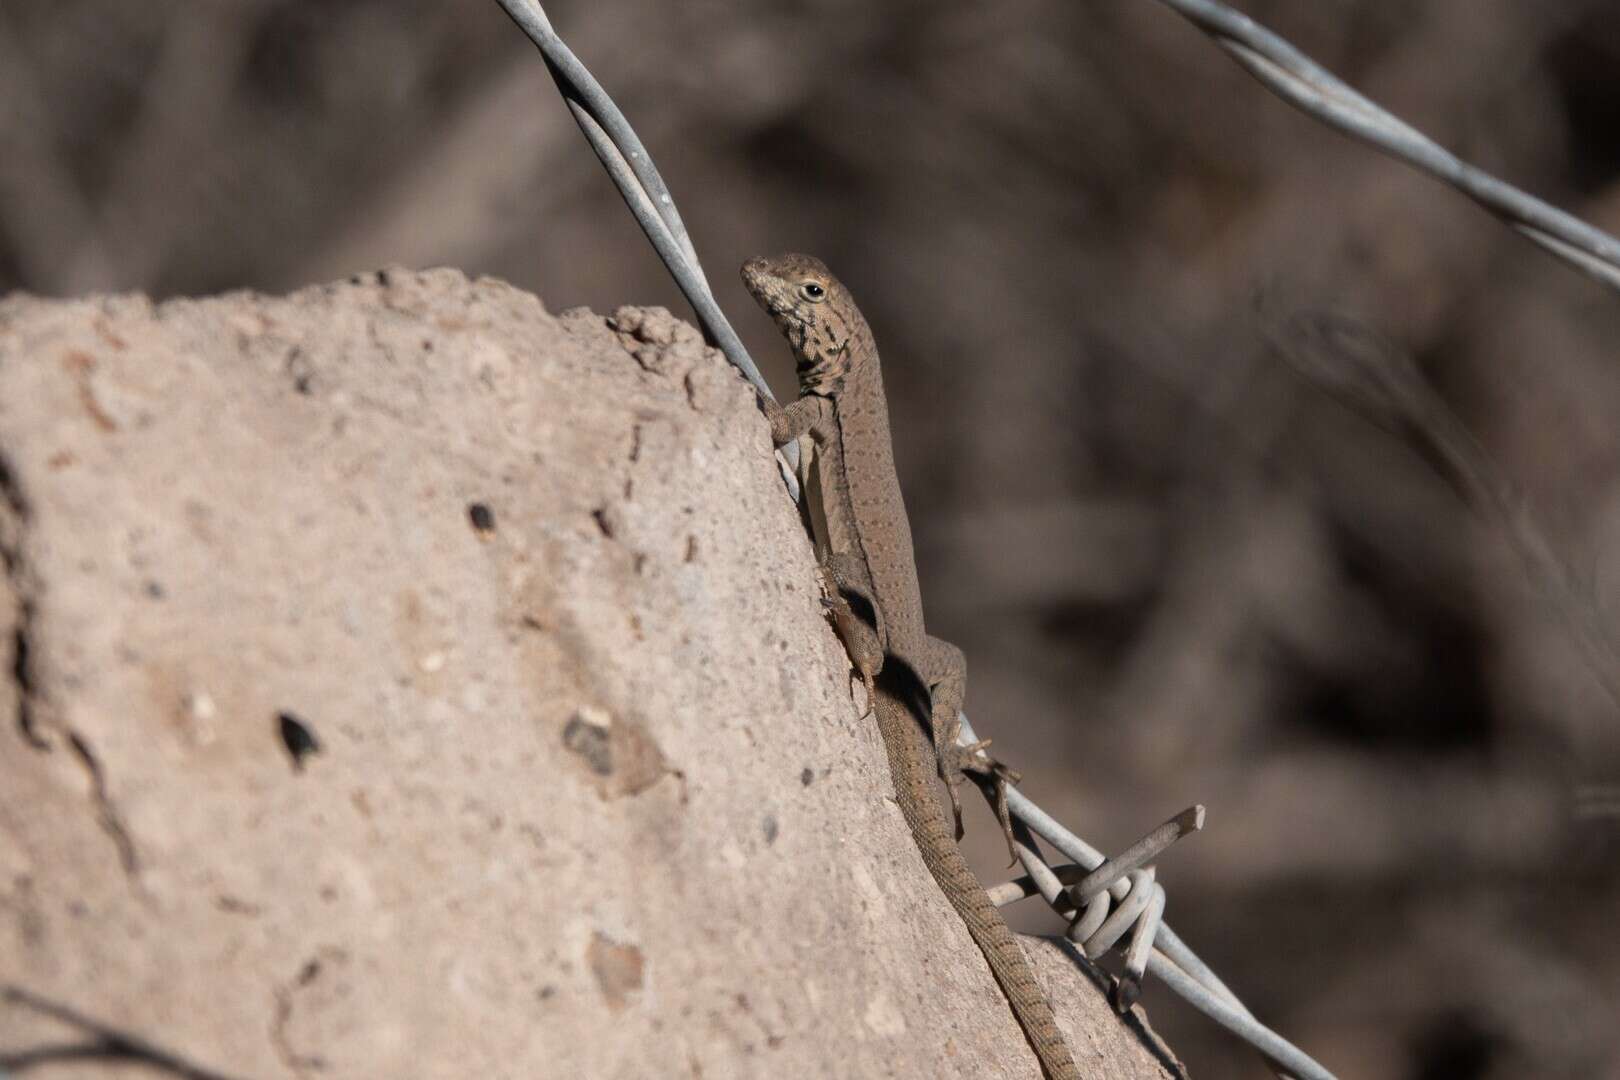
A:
[[0, 269, 1179, 1078]]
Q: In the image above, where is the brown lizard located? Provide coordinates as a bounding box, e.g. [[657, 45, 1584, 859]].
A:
[[742, 253, 1080, 1080], [741, 253, 1001, 835]]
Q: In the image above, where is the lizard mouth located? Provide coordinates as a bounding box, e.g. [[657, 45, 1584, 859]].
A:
[[748, 286, 810, 334], [741, 279, 793, 317], [759, 295, 796, 320]]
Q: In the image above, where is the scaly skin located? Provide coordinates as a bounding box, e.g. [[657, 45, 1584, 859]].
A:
[[872, 671, 1080, 1080], [740, 253, 1014, 838], [743, 254, 1078, 1080]]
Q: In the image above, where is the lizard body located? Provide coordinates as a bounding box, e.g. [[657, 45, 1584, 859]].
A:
[[743, 254, 1079, 1080], [741, 255, 1004, 832]]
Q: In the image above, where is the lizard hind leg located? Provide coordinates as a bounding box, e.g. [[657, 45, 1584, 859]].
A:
[[917, 636, 1023, 862], [816, 559, 885, 714], [913, 636, 971, 837]]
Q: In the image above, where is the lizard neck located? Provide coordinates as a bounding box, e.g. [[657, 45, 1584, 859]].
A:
[[797, 315, 877, 398]]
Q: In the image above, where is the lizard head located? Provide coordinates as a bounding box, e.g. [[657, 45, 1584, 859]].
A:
[[741, 253, 870, 394]]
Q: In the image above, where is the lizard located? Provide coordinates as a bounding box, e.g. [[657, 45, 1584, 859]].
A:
[[742, 253, 1080, 1080], [741, 253, 1001, 838]]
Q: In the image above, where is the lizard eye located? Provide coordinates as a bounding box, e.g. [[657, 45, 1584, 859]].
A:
[[800, 282, 826, 302]]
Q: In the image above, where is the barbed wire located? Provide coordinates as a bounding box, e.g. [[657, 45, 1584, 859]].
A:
[[489, 0, 1350, 1077], [477, 2, 1620, 1078]]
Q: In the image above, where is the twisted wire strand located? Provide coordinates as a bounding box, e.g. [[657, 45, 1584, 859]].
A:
[[1152, 0, 1620, 292]]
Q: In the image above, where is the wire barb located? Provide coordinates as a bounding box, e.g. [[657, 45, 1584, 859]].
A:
[[1117, 882, 1168, 1012], [1067, 806, 1204, 907]]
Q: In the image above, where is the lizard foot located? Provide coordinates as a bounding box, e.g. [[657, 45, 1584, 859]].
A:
[[850, 669, 878, 720], [944, 739, 1022, 865], [816, 574, 884, 713], [819, 586, 881, 716]]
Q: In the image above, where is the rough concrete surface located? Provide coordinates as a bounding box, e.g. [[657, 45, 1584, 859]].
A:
[[0, 269, 1181, 1078]]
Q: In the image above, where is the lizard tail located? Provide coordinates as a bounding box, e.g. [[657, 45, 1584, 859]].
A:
[[873, 691, 1081, 1080]]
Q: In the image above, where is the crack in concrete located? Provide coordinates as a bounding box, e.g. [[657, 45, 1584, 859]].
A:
[[9, 603, 44, 749], [1, 452, 143, 891], [268, 958, 330, 1077], [64, 730, 142, 883], [0, 449, 47, 750]]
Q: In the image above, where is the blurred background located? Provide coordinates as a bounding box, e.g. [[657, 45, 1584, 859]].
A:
[[4, 1, 1619, 1076]]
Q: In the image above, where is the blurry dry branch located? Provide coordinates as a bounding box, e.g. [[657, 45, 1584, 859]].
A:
[[1262, 304, 1620, 728]]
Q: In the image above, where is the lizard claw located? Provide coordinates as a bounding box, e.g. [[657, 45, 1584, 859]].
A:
[[957, 738, 1023, 786], [944, 739, 1022, 865], [854, 669, 879, 719], [989, 774, 1018, 867], [942, 768, 967, 841]]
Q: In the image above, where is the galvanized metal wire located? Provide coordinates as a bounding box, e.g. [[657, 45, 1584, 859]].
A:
[[1152, 0, 1620, 292], [488, 0, 798, 491], [478, 2, 1620, 1078]]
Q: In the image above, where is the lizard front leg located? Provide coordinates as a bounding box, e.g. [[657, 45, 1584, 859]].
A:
[[761, 393, 832, 449]]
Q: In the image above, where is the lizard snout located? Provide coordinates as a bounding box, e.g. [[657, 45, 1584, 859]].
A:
[[740, 256, 776, 297]]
